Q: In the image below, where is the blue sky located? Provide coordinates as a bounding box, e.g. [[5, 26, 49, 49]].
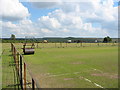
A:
[[22, 2, 59, 22], [1, 0, 118, 38], [22, 1, 119, 22]]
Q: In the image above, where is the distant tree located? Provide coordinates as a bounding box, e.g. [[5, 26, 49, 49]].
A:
[[103, 36, 112, 43], [11, 34, 16, 40]]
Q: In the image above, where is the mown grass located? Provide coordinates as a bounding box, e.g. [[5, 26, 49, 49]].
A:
[[23, 45, 118, 88], [1, 43, 118, 88], [2, 43, 19, 88]]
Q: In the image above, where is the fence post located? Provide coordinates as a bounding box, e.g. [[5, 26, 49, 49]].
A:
[[60, 43, 62, 48], [16, 52, 20, 90], [37, 43, 38, 48], [81, 42, 82, 47], [12, 44, 40, 89], [20, 55, 23, 90], [14, 48, 17, 66], [24, 63, 26, 90], [79, 43, 80, 47], [112, 42, 114, 46], [17, 52, 19, 75], [98, 43, 99, 46], [32, 79, 35, 90]]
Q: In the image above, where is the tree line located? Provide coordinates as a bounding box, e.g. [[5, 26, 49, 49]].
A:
[[1, 34, 118, 43]]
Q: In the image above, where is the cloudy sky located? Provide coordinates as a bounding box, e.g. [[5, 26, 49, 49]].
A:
[[0, 0, 119, 38]]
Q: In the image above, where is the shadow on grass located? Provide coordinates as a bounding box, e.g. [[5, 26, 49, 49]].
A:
[[22, 53, 35, 56], [9, 54, 13, 56]]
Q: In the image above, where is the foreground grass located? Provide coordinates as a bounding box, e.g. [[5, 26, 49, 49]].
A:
[[2, 43, 20, 89], [2, 46, 16, 88], [1, 43, 118, 88], [23, 46, 118, 88]]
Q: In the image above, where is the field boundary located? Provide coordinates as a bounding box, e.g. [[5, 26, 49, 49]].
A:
[[35, 42, 118, 49], [10, 43, 118, 88], [11, 43, 40, 89]]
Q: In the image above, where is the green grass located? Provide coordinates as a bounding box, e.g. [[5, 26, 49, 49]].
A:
[[1, 43, 118, 88], [2, 43, 20, 88], [23, 46, 118, 88]]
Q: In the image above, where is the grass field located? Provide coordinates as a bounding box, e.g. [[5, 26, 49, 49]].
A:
[[24, 44, 118, 88], [2, 43, 18, 88], [2, 43, 118, 88]]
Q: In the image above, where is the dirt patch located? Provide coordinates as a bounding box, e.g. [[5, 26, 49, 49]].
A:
[[91, 73, 108, 76], [91, 73, 119, 79], [109, 74, 119, 79], [64, 78, 74, 81], [79, 76, 84, 79]]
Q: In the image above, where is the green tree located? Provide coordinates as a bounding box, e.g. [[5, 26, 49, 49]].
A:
[[103, 36, 112, 43], [11, 34, 16, 40]]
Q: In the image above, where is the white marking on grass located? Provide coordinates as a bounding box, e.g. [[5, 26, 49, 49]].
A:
[[94, 83, 104, 88], [78, 74, 105, 89], [46, 71, 105, 89], [82, 77, 105, 89], [84, 78, 91, 82]]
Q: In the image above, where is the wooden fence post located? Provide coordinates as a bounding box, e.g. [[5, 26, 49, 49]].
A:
[[32, 79, 35, 90], [12, 44, 41, 89], [24, 63, 26, 90], [112, 42, 114, 46], [20, 55, 23, 90], [81, 42, 82, 47], [14, 48, 17, 66], [37, 43, 38, 48], [60, 43, 62, 48], [79, 43, 80, 47], [98, 43, 99, 46], [17, 52, 19, 75]]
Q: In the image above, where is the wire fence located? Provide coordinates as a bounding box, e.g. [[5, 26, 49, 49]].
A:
[[11, 43, 118, 50], [35, 42, 118, 48], [10, 42, 118, 89], [11, 43, 40, 89]]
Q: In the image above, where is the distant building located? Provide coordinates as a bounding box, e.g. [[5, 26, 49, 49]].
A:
[[67, 40, 72, 43], [95, 40, 98, 43]]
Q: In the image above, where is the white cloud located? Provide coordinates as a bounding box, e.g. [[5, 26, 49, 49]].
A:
[[38, 16, 61, 29], [2, 20, 37, 37], [0, 0, 30, 21], [38, 0, 117, 37], [62, 29, 69, 32], [1, 0, 118, 38], [41, 28, 53, 33]]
